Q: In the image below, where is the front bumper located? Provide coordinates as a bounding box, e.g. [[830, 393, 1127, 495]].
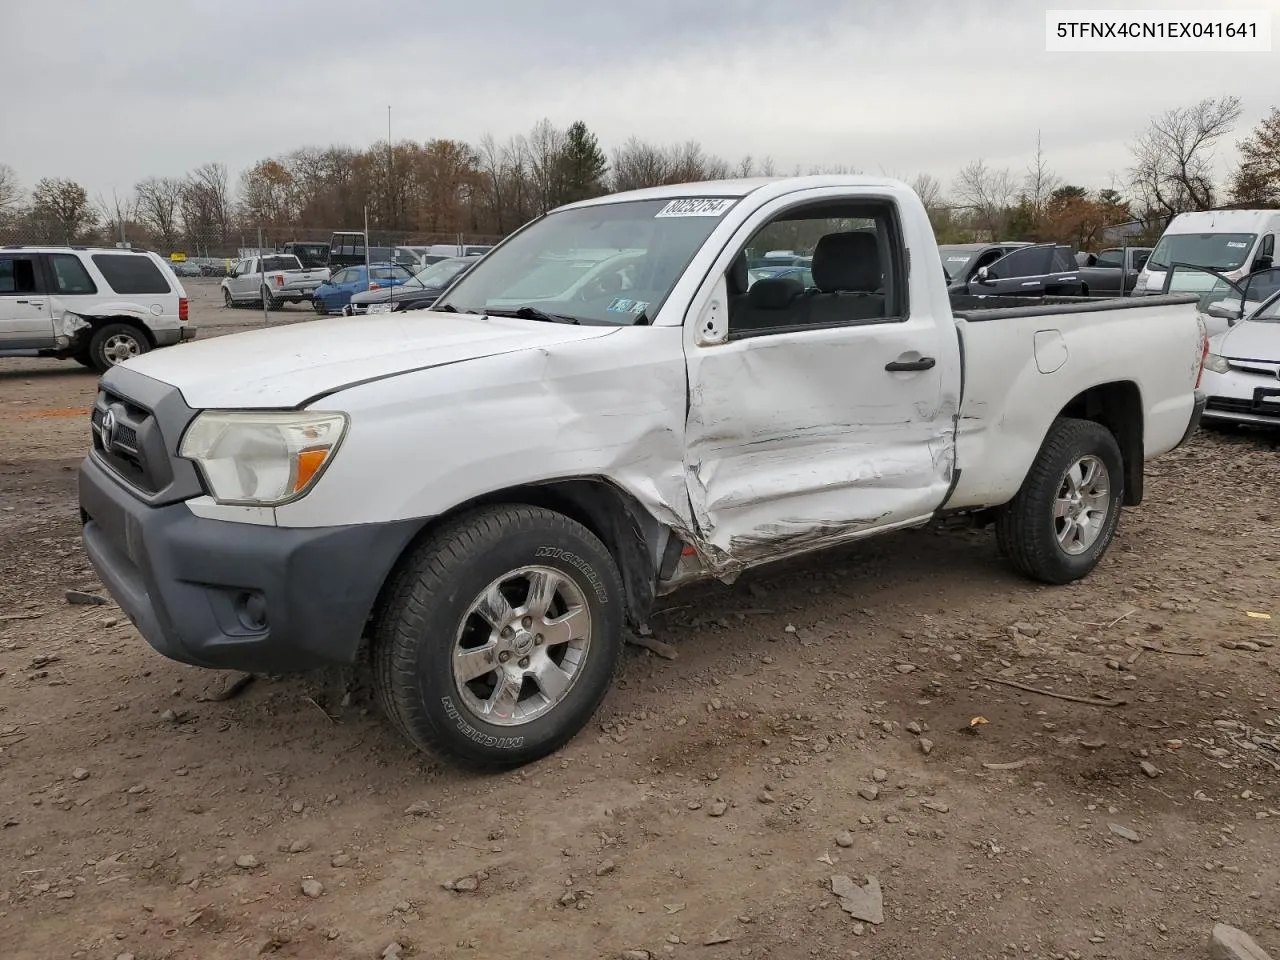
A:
[[78, 455, 423, 673], [1201, 369, 1280, 428]]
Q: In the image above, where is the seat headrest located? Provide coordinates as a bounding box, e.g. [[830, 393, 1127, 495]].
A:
[[747, 276, 805, 310], [728, 253, 749, 296], [812, 231, 881, 293]]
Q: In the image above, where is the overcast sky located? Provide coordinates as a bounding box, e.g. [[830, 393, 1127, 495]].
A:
[[1, 0, 1276, 202]]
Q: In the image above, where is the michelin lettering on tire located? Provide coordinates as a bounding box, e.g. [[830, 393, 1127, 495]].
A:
[[441, 695, 525, 750], [534, 545, 609, 603]]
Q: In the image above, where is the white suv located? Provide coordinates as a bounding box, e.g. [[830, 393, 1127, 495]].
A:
[[0, 247, 195, 371]]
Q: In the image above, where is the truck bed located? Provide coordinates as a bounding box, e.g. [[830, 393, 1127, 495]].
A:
[[950, 291, 1199, 320]]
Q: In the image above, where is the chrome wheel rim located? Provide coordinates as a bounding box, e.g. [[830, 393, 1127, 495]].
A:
[[102, 333, 142, 365], [451, 565, 591, 727], [1054, 455, 1110, 555]]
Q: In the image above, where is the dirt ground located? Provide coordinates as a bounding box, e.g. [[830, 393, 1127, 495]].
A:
[[1, 282, 1278, 960]]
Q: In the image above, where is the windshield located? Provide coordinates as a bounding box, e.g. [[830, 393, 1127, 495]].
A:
[[435, 197, 738, 324], [1255, 293, 1280, 323], [408, 258, 471, 289], [1148, 232, 1256, 271], [939, 248, 974, 278]]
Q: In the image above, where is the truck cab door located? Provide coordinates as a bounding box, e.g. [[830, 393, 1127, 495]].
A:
[[681, 190, 962, 572], [0, 253, 53, 348]]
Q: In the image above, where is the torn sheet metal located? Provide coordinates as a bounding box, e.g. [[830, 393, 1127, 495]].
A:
[[681, 324, 959, 576]]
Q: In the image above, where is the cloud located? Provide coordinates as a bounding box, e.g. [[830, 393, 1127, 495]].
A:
[[0, 0, 1275, 199]]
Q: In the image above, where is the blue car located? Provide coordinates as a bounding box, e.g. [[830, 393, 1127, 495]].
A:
[[312, 262, 415, 315]]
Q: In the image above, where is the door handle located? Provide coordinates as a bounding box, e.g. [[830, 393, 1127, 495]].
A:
[[1020, 281, 1040, 286], [885, 356, 936, 372]]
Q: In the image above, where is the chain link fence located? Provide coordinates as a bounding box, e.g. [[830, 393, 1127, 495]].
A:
[[0, 220, 506, 275]]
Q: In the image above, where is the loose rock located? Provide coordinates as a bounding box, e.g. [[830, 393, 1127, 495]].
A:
[[287, 839, 311, 853], [1107, 823, 1141, 843], [234, 854, 260, 869], [872, 768, 888, 783], [65, 590, 107, 606], [894, 663, 917, 674], [596, 859, 617, 876], [404, 800, 433, 816], [382, 944, 404, 960], [919, 738, 935, 755], [620, 951, 652, 960], [71, 768, 89, 781], [858, 786, 880, 802], [1209, 923, 1274, 960], [835, 830, 854, 848], [830, 874, 884, 924], [905, 721, 922, 735], [708, 800, 728, 817], [1140, 761, 1161, 779], [330, 854, 351, 868], [300, 878, 324, 898]]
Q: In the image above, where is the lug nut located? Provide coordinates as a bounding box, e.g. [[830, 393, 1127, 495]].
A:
[[498, 651, 510, 663], [518, 657, 530, 668], [521, 616, 533, 629], [501, 626, 514, 639], [534, 634, 544, 645]]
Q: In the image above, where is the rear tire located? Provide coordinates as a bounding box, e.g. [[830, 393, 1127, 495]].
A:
[[995, 417, 1124, 584], [223, 288, 234, 309], [260, 286, 282, 311], [371, 505, 625, 769], [88, 323, 150, 372]]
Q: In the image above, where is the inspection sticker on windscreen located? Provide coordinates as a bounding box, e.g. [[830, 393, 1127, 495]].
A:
[[655, 198, 734, 218], [607, 298, 649, 314]]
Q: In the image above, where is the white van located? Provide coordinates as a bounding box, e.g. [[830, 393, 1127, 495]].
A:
[[1135, 209, 1279, 295]]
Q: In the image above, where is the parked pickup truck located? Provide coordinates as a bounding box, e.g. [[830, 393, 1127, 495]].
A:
[[220, 254, 329, 309], [1075, 247, 1152, 297], [78, 176, 1209, 770]]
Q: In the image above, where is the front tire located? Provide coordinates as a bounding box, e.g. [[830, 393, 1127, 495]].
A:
[[223, 288, 235, 308], [88, 323, 150, 372], [371, 505, 625, 769], [995, 417, 1124, 584]]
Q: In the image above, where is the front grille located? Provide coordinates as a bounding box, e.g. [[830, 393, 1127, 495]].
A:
[[91, 387, 173, 495]]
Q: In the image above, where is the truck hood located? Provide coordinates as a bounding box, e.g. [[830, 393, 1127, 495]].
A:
[[1215, 320, 1280, 361], [121, 312, 619, 408]]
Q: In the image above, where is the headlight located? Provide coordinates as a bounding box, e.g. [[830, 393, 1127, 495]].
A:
[[1203, 353, 1231, 374], [179, 411, 348, 505]]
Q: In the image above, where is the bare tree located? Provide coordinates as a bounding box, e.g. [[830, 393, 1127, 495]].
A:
[[735, 155, 755, 178], [1129, 96, 1243, 217], [97, 189, 137, 246], [909, 173, 944, 211], [1024, 131, 1061, 218], [182, 162, 232, 248], [0, 163, 21, 222], [135, 176, 185, 251], [759, 156, 777, 177], [952, 159, 1019, 238], [611, 137, 672, 191], [524, 118, 568, 214]]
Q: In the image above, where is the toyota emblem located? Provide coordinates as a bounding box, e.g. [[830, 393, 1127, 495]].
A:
[[101, 408, 117, 447]]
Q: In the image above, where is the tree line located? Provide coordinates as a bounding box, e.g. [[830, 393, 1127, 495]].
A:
[[1, 96, 1276, 256]]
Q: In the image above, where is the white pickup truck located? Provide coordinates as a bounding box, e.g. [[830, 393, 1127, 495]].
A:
[[219, 254, 329, 309], [78, 176, 1208, 769]]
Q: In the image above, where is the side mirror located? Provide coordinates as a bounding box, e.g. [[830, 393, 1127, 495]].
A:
[[975, 266, 991, 283], [1253, 256, 1274, 271], [1206, 301, 1242, 323]]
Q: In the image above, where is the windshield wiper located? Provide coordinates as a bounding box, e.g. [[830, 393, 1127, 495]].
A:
[[486, 306, 580, 325], [434, 302, 459, 313]]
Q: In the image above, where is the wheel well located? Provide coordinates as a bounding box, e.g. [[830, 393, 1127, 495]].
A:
[[1057, 381, 1143, 505], [88, 316, 155, 347], [376, 479, 672, 635]]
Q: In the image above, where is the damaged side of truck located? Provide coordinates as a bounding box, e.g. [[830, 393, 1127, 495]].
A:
[[80, 175, 1208, 770]]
